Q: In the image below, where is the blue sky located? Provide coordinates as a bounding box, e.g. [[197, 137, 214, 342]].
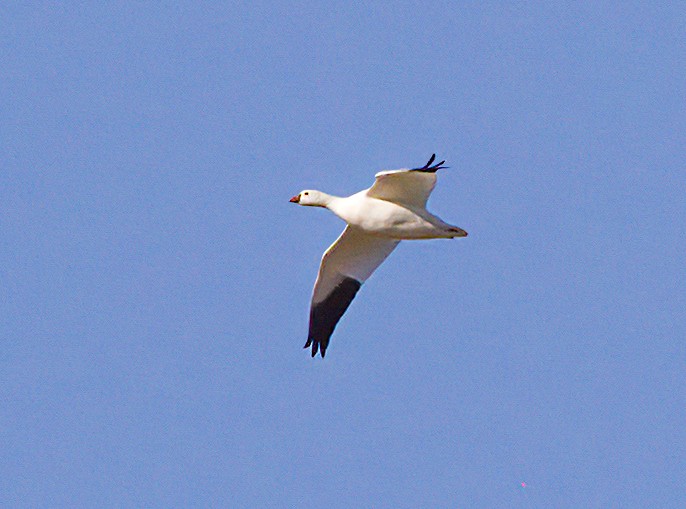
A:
[[2, 2, 684, 507]]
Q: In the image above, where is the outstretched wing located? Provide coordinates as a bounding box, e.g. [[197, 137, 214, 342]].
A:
[[366, 154, 448, 209], [306, 226, 399, 358]]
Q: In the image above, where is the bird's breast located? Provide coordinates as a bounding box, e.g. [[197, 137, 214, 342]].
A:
[[333, 198, 432, 238]]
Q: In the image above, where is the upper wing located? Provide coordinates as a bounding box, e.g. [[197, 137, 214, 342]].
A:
[[366, 154, 448, 209], [305, 226, 399, 358]]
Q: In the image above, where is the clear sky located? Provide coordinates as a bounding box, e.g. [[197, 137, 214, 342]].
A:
[[2, 2, 685, 507]]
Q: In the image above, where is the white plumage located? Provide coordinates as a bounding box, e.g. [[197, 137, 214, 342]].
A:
[[290, 154, 467, 357]]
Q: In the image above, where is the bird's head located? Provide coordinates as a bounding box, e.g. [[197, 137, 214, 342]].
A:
[[289, 190, 328, 207]]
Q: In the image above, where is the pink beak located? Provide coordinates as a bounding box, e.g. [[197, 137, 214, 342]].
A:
[[289, 194, 300, 203]]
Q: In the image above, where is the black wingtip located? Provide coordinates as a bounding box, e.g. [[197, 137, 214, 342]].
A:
[[411, 154, 448, 173], [305, 277, 361, 360], [307, 338, 319, 358], [304, 338, 323, 358], [304, 339, 327, 358]]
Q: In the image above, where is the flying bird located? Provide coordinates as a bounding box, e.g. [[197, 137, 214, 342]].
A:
[[290, 154, 468, 358]]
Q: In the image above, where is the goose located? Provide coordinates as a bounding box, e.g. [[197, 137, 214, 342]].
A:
[[290, 154, 468, 358]]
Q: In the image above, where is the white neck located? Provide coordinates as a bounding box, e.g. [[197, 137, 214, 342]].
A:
[[314, 191, 337, 208]]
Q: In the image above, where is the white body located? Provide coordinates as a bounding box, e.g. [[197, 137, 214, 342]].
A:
[[327, 190, 462, 240]]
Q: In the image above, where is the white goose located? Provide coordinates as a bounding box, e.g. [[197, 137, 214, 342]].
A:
[[290, 154, 468, 357]]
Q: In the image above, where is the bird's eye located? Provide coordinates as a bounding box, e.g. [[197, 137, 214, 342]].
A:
[[304, 192, 309, 196]]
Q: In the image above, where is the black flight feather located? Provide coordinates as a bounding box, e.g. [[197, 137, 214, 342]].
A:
[[304, 277, 362, 358], [411, 153, 448, 173]]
